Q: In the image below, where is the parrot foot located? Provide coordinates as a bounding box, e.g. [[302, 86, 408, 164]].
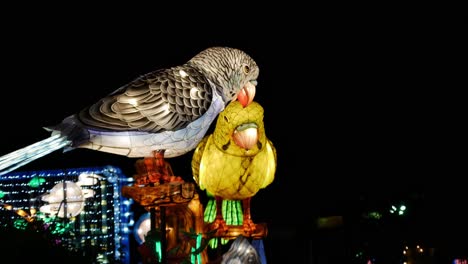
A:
[[208, 218, 229, 233], [242, 219, 257, 234]]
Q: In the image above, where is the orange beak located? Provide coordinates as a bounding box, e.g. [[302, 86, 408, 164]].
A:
[[237, 81, 256, 107]]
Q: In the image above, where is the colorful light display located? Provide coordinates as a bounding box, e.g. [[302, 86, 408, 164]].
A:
[[0, 166, 134, 263]]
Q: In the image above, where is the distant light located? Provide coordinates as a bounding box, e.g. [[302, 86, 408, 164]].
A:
[[390, 204, 406, 215], [368, 211, 382, 219]]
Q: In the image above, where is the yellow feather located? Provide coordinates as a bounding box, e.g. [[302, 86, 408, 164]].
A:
[[191, 100, 277, 200]]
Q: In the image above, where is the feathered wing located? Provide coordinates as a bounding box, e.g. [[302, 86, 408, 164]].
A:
[[258, 139, 277, 188], [195, 137, 276, 199], [191, 136, 208, 189], [0, 47, 260, 176], [78, 66, 214, 133], [0, 67, 217, 176]]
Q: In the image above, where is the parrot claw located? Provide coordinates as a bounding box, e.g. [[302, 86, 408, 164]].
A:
[[208, 218, 229, 232], [242, 219, 257, 234]]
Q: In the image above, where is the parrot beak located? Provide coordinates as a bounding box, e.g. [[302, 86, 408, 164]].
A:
[[237, 80, 256, 107], [233, 123, 258, 150]]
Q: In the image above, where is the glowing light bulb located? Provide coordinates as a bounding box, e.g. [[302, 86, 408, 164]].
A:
[[40, 181, 85, 218]]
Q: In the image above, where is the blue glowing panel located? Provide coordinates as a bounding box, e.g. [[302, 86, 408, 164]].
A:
[[0, 166, 134, 264]]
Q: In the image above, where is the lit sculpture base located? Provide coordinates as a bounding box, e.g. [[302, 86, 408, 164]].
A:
[[121, 182, 195, 209], [121, 150, 206, 264], [205, 223, 268, 239]]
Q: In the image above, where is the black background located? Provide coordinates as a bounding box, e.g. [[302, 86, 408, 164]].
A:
[[0, 6, 466, 263]]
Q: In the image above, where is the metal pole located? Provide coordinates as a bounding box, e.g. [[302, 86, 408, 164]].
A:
[[160, 206, 167, 264], [149, 207, 158, 263]]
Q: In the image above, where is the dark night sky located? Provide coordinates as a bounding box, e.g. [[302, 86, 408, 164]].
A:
[[0, 7, 466, 261]]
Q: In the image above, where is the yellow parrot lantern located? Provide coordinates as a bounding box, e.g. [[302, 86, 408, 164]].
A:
[[192, 100, 277, 235]]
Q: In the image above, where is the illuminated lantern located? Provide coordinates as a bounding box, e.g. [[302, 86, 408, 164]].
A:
[[192, 100, 276, 235], [40, 181, 85, 218], [0, 166, 134, 264], [134, 212, 151, 245]]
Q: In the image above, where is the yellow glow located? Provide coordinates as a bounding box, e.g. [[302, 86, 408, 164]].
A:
[[403, 250, 406, 255], [419, 248, 423, 253], [317, 216, 344, 229], [16, 209, 29, 218], [179, 69, 188, 78]]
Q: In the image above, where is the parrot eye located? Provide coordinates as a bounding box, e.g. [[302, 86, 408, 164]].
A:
[[242, 64, 250, 74]]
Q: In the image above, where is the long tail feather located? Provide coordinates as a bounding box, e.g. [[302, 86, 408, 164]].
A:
[[0, 134, 71, 176]]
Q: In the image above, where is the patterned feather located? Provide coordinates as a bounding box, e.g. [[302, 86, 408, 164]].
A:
[[0, 47, 259, 176]]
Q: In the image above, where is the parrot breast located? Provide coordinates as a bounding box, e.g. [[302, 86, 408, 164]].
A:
[[195, 101, 276, 200], [198, 137, 276, 200]]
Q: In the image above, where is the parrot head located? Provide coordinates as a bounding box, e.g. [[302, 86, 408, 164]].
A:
[[213, 100, 265, 156], [187, 47, 258, 107]]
